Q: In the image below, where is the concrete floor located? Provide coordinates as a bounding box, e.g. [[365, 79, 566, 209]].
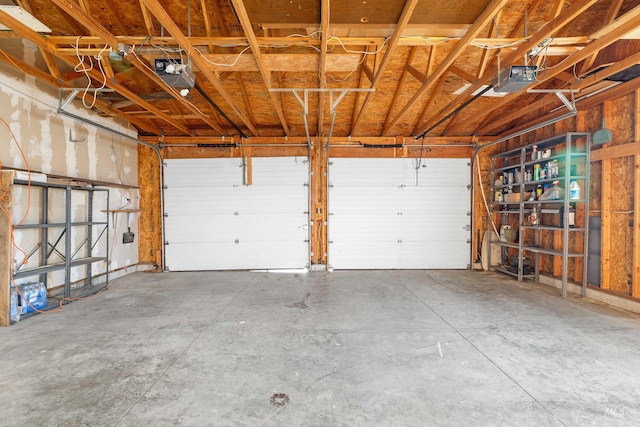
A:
[[1, 270, 640, 426]]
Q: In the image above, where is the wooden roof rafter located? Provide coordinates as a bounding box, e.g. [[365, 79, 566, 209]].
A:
[[229, 0, 289, 136], [318, 0, 329, 137], [350, 0, 420, 136], [140, 0, 258, 136], [0, 40, 160, 134], [475, 5, 640, 135], [381, 45, 417, 135], [385, 0, 510, 137], [13, 0, 62, 80], [416, 0, 600, 138], [50, 0, 207, 135], [579, 0, 624, 76], [0, 6, 176, 135], [138, 0, 157, 35]]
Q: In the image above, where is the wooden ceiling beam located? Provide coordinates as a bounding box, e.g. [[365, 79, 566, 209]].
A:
[[48, 35, 589, 51], [509, 0, 542, 39], [12, 0, 62, 80], [2, 2, 175, 135], [350, 0, 420, 135], [475, 5, 640, 136], [229, 0, 289, 136], [318, 0, 329, 136], [141, 0, 258, 136], [50, 0, 199, 135], [382, 46, 417, 136], [418, 0, 600, 137], [0, 48, 159, 135], [576, 49, 640, 90], [385, 0, 510, 136], [449, 65, 476, 83], [138, 0, 156, 35], [0, 49, 61, 87]]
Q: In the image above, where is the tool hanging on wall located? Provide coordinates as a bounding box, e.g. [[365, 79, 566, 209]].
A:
[[123, 211, 135, 244]]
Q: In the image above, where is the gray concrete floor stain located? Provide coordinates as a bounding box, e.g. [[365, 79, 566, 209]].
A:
[[1, 270, 639, 426]]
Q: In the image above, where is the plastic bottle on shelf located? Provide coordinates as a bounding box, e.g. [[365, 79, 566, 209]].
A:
[[531, 145, 537, 161], [552, 160, 559, 178], [534, 164, 540, 181], [536, 184, 543, 200], [552, 181, 560, 199], [569, 181, 580, 199]]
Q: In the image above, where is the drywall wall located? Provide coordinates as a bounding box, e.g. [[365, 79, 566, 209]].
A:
[[0, 67, 140, 289]]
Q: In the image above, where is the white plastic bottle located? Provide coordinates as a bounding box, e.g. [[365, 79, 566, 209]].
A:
[[569, 181, 580, 200]]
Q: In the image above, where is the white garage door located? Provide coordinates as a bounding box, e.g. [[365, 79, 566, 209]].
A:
[[329, 158, 470, 269], [164, 157, 309, 271]]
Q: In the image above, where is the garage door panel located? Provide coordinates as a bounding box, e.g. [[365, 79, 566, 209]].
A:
[[164, 158, 308, 271], [329, 158, 469, 269], [165, 240, 310, 271], [165, 214, 307, 242]]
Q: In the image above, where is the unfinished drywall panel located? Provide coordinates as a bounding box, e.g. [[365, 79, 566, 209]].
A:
[[0, 68, 140, 289]]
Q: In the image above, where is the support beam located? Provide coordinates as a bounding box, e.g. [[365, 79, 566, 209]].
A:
[[49, 0, 213, 134], [383, 47, 417, 135], [475, 4, 640, 135], [0, 171, 14, 327], [318, 0, 329, 136], [350, 0, 420, 135], [141, 0, 258, 136], [229, 0, 289, 136], [634, 89, 640, 298], [601, 101, 613, 290], [0, 6, 173, 135], [386, 0, 509, 135], [580, 0, 623, 75], [138, 0, 156, 35], [420, 0, 600, 137]]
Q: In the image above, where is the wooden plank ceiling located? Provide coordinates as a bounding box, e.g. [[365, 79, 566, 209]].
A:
[[0, 0, 639, 140]]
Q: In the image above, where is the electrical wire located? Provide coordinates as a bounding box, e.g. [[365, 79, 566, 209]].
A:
[[194, 45, 252, 67], [73, 37, 109, 109]]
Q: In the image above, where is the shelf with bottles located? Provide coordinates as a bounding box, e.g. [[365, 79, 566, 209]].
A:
[[488, 132, 590, 297]]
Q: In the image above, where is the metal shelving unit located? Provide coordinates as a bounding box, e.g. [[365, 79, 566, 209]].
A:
[[489, 132, 590, 297], [12, 179, 109, 309]]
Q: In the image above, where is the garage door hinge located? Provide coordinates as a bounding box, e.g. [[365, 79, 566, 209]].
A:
[[466, 184, 472, 190], [467, 239, 472, 244], [163, 162, 168, 167], [304, 182, 309, 187], [164, 213, 169, 217], [397, 212, 403, 216], [398, 239, 403, 243], [304, 239, 309, 242], [234, 211, 239, 216], [164, 241, 169, 245], [329, 240, 334, 244], [463, 225, 470, 231], [163, 185, 168, 189], [328, 183, 333, 188], [467, 211, 471, 216], [234, 239, 240, 244]]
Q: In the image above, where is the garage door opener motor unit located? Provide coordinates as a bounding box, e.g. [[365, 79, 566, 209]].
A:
[[154, 58, 195, 89], [494, 65, 537, 92]]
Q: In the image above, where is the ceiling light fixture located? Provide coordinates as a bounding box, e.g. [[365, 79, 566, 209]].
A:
[[0, 0, 51, 32]]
